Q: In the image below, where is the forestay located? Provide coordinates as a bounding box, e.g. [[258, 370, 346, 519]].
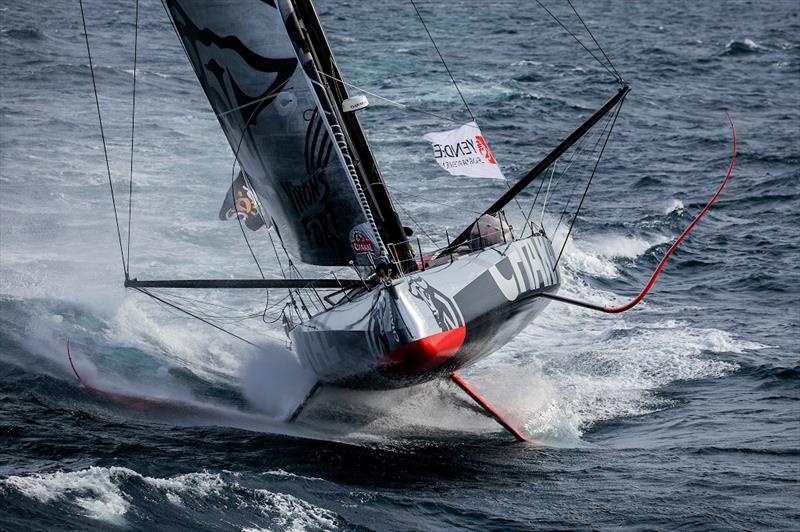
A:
[[164, 0, 383, 266]]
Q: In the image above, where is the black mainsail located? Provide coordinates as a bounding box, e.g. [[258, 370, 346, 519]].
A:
[[163, 0, 408, 268]]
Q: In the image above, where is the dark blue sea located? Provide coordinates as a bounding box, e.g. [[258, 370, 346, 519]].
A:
[[1, 0, 798, 529]]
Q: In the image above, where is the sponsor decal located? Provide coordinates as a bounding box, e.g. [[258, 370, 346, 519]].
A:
[[487, 239, 557, 301], [219, 171, 269, 231], [349, 223, 382, 266], [407, 278, 464, 331], [474, 135, 497, 164], [280, 171, 330, 215], [351, 230, 375, 254]]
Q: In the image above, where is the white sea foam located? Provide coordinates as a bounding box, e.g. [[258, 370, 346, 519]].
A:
[[143, 471, 227, 498], [726, 37, 761, 51], [2, 467, 131, 525], [556, 229, 671, 279], [2, 467, 341, 529], [241, 345, 317, 420], [264, 470, 324, 482], [249, 489, 339, 531], [665, 198, 684, 214]]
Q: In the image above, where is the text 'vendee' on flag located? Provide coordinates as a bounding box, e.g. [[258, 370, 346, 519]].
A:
[[423, 121, 505, 180]]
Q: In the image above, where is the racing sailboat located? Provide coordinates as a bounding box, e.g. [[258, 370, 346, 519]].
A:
[[79, 0, 735, 442]]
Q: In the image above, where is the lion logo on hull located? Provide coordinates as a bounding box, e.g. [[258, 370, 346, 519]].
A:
[[408, 278, 464, 331]]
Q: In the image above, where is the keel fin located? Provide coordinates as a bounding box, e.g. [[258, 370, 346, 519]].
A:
[[287, 382, 322, 422], [450, 372, 529, 442]]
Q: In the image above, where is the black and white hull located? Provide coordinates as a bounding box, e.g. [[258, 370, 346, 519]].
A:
[[290, 234, 560, 389]]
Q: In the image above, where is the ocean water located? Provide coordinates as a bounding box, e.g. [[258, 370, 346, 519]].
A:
[[1, 0, 798, 530]]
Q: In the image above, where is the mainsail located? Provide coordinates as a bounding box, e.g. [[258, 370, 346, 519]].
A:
[[164, 0, 406, 267]]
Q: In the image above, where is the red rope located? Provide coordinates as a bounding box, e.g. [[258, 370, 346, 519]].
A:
[[66, 340, 85, 386], [603, 113, 737, 313]]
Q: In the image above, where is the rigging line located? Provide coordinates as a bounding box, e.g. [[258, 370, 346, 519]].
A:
[[134, 288, 259, 348], [149, 297, 263, 323], [535, 120, 598, 233], [539, 159, 558, 228], [503, 178, 527, 221], [267, 229, 287, 278], [529, 173, 549, 227], [566, 0, 621, 81], [538, 143, 571, 229], [217, 87, 299, 118], [554, 94, 626, 268], [271, 224, 302, 316], [552, 110, 615, 236], [317, 70, 547, 153], [226, 79, 293, 283], [409, 0, 474, 121], [156, 289, 266, 315], [533, 0, 621, 82], [394, 201, 440, 248], [159, 0, 267, 299], [317, 71, 469, 128], [229, 78, 294, 272], [78, 0, 127, 278], [226, 75, 292, 281], [225, 80, 300, 313], [230, 169, 272, 311], [230, 168, 265, 280], [126, 0, 139, 274], [519, 118, 599, 242], [381, 183, 483, 215]]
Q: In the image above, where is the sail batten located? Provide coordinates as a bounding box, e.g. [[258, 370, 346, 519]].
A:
[[164, 0, 386, 266]]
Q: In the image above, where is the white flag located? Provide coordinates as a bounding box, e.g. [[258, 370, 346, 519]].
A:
[[423, 121, 505, 180]]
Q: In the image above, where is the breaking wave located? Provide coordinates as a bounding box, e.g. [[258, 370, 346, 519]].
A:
[[1, 467, 341, 530], [723, 38, 763, 55]]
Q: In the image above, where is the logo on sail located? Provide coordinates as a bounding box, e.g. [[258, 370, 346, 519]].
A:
[[219, 171, 269, 231], [349, 223, 380, 263], [474, 135, 497, 164], [351, 231, 375, 254], [423, 121, 505, 180]]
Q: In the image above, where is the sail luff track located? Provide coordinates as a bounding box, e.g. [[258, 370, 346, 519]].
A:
[[288, 0, 416, 271]]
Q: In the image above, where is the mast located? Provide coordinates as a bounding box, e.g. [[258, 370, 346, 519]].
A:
[[284, 0, 416, 272], [439, 84, 630, 256]]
